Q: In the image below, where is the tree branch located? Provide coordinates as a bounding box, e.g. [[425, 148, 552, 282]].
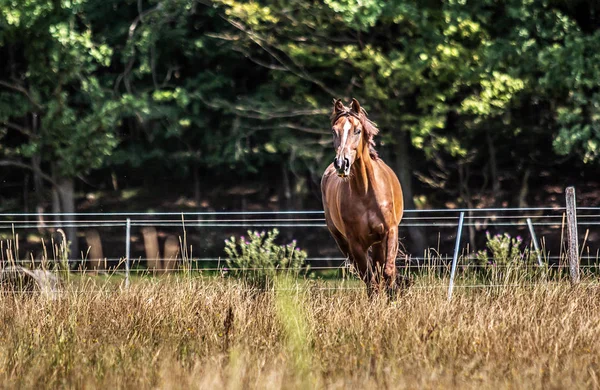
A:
[[197, 95, 329, 119], [0, 121, 33, 137], [160, 66, 178, 88], [205, 32, 241, 41], [150, 45, 159, 90], [240, 122, 328, 135], [195, 0, 213, 7], [281, 123, 328, 135], [0, 160, 61, 190], [220, 16, 338, 97], [0, 80, 42, 109], [230, 46, 288, 71], [114, 3, 162, 93]]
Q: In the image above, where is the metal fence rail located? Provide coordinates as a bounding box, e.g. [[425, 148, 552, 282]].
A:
[[0, 196, 598, 296]]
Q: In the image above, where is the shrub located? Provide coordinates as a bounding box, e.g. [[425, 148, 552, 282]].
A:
[[474, 232, 542, 283], [223, 229, 308, 290], [475, 232, 528, 266]]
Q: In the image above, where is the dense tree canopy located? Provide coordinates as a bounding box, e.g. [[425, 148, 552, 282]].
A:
[[1, 0, 599, 219]]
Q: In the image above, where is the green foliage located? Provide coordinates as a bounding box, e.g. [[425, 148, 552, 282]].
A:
[[475, 232, 530, 267], [2, 0, 600, 209], [0, 0, 123, 179], [223, 229, 308, 290], [541, 32, 600, 163], [324, 0, 385, 30], [474, 232, 542, 283]]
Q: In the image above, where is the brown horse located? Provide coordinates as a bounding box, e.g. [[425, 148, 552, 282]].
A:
[[321, 98, 404, 297]]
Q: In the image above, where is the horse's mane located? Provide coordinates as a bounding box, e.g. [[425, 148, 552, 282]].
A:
[[330, 105, 379, 160]]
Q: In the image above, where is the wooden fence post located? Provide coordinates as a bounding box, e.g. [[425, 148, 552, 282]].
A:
[[565, 187, 580, 285]]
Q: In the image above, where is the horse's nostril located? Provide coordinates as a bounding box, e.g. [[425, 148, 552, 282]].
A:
[[344, 157, 350, 169], [333, 159, 340, 170]]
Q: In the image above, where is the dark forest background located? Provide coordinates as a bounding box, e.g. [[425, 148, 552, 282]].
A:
[[1, 0, 600, 256]]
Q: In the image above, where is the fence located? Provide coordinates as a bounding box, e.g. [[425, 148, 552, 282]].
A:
[[0, 187, 598, 297]]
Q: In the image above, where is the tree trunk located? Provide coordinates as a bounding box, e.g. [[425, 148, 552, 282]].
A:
[[142, 227, 161, 274], [458, 163, 476, 251], [56, 176, 78, 264], [193, 162, 201, 205], [51, 187, 61, 216], [111, 171, 119, 191], [163, 235, 180, 272], [281, 163, 292, 209], [486, 131, 500, 199], [85, 229, 104, 271], [517, 167, 531, 208], [280, 162, 294, 241], [32, 155, 44, 204], [31, 113, 45, 218], [394, 130, 426, 256], [23, 174, 29, 220]]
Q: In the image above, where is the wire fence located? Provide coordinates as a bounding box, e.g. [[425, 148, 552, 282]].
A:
[[0, 204, 599, 293]]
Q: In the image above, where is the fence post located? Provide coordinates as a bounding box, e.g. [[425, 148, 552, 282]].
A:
[[448, 212, 465, 302], [565, 187, 579, 285], [526, 218, 543, 267], [125, 218, 131, 288]]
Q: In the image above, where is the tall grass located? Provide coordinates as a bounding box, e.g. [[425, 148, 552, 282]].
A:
[[0, 275, 599, 389]]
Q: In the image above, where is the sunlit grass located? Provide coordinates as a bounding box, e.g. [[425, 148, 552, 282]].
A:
[[0, 275, 599, 389]]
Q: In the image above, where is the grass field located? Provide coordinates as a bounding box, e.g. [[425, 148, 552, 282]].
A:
[[1, 274, 599, 389]]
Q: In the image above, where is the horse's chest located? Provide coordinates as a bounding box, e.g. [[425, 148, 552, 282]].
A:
[[337, 202, 386, 242]]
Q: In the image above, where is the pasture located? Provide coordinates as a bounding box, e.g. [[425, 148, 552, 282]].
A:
[[1, 204, 598, 389], [1, 275, 599, 389], [3, 1, 600, 388]]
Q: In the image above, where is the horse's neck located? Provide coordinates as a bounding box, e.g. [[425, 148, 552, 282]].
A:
[[350, 145, 376, 196]]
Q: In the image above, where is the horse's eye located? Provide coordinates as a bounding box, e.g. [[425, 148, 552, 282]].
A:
[[354, 127, 361, 135], [331, 128, 336, 135]]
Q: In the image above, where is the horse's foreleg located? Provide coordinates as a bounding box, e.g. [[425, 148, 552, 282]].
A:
[[328, 226, 352, 263], [372, 228, 400, 298], [384, 228, 399, 289], [349, 242, 376, 297]]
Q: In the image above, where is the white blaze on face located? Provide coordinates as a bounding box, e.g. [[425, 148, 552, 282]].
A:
[[340, 118, 351, 151]]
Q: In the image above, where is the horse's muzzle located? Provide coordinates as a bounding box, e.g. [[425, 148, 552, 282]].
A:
[[334, 157, 350, 177]]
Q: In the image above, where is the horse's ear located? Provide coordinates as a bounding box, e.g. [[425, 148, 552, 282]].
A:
[[333, 98, 344, 114], [350, 98, 361, 114]]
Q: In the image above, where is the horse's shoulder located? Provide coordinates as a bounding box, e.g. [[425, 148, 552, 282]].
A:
[[376, 159, 401, 184], [373, 157, 392, 171]]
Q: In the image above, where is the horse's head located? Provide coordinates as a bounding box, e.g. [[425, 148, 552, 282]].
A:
[[330, 98, 378, 177]]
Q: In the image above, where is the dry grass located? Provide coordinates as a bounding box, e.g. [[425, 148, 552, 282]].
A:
[[1, 275, 599, 389]]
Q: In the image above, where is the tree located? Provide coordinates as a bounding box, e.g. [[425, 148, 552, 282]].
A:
[[2, 0, 600, 259], [0, 0, 123, 258]]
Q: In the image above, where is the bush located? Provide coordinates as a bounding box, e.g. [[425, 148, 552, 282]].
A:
[[223, 229, 308, 290], [475, 232, 528, 266], [473, 232, 542, 283]]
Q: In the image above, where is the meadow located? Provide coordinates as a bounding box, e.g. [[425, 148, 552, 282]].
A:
[[1, 274, 599, 389]]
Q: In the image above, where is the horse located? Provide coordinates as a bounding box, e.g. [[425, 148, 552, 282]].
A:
[[321, 98, 404, 298]]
